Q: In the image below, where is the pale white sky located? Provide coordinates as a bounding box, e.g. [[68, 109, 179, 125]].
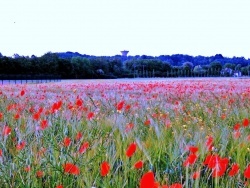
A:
[[0, 0, 250, 58]]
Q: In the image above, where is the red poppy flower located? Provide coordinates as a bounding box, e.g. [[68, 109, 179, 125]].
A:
[[203, 154, 213, 166], [56, 185, 64, 188], [63, 137, 71, 147], [68, 104, 74, 110], [29, 106, 35, 113], [233, 123, 241, 131], [192, 171, 200, 179], [100, 161, 110, 177], [2, 126, 11, 136], [247, 135, 250, 141], [206, 136, 213, 151], [161, 185, 168, 188], [125, 123, 134, 132], [126, 142, 137, 158], [79, 142, 89, 154], [0, 112, 3, 119], [24, 166, 31, 172], [165, 119, 171, 128], [243, 118, 249, 127], [212, 157, 229, 177], [16, 141, 26, 150], [75, 132, 82, 141], [125, 104, 131, 111], [153, 182, 160, 188], [7, 104, 14, 111], [14, 113, 20, 120], [140, 171, 155, 188], [36, 170, 44, 178], [0, 149, 2, 157], [20, 90, 25, 96], [233, 131, 241, 139], [76, 98, 83, 107], [117, 101, 124, 111], [204, 154, 229, 177], [51, 101, 62, 112], [134, 160, 144, 169], [244, 164, 250, 179], [40, 120, 48, 130], [168, 183, 183, 188], [228, 163, 240, 177], [33, 113, 40, 121], [152, 113, 159, 119], [144, 119, 150, 126], [87, 112, 94, 120], [38, 107, 43, 113], [208, 155, 221, 169], [221, 114, 226, 120], [183, 154, 198, 167], [63, 163, 80, 175], [188, 146, 198, 153]]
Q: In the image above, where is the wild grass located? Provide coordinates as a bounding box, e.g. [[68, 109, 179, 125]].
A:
[[0, 78, 250, 188]]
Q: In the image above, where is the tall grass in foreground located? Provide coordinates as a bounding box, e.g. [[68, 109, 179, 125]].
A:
[[0, 78, 250, 187]]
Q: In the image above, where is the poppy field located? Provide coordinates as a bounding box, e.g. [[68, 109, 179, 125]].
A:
[[0, 78, 250, 188]]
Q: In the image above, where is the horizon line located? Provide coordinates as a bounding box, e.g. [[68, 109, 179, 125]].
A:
[[1, 51, 250, 59]]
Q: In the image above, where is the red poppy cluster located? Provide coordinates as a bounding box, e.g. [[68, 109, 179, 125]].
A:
[[63, 163, 80, 175], [0, 79, 250, 187], [203, 154, 229, 177], [140, 171, 182, 188]]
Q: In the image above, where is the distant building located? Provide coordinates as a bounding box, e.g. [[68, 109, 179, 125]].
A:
[[221, 68, 233, 76], [121, 50, 129, 57], [233, 70, 242, 77], [221, 68, 242, 77]]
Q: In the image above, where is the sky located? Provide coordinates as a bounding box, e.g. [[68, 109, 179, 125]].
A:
[[0, 0, 250, 58]]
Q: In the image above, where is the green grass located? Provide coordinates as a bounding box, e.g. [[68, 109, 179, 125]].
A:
[[0, 78, 250, 187]]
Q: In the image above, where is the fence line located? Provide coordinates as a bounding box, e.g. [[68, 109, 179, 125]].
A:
[[0, 79, 61, 85], [0, 75, 61, 85]]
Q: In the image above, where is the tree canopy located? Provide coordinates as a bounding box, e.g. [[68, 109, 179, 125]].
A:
[[0, 52, 249, 79]]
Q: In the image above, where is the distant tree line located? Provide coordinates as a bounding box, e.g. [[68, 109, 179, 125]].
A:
[[0, 52, 249, 79]]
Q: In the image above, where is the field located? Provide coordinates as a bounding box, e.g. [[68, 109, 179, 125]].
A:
[[0, 78, 250, 188]]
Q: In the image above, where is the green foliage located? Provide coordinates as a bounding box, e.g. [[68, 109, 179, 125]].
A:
[[241, 65, 250, 76], [235, 64, 241, 71], [193, 65, 205, 73], [0, 52, 249, 79], [223, 63, 235, 70], [124, 59, 172, 77], [71, 57, 93, 78]]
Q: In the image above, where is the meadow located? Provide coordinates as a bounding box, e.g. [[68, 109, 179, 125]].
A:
[[0, 78, 250, 188]]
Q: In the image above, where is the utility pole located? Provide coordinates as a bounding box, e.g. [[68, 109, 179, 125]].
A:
[[248, 61, 250, 77], [142, 65, 145, 78], [133, 64, 136, 78]]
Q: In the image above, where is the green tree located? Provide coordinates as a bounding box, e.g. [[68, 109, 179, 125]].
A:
[[193, 65, 207, 76], [223, 63, 235, 70], [30, 56, 41, 74], [235, 64, 242, 71], [182, 62, 193, 76], [241, 66, 250, 76], [209, 61, 222, 76], [58, 59, 73, 78], [71, 57, 93, 78], [40, 52, 59, 74], [89, 57, 109, 77], [108, 58, 123, 77]]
